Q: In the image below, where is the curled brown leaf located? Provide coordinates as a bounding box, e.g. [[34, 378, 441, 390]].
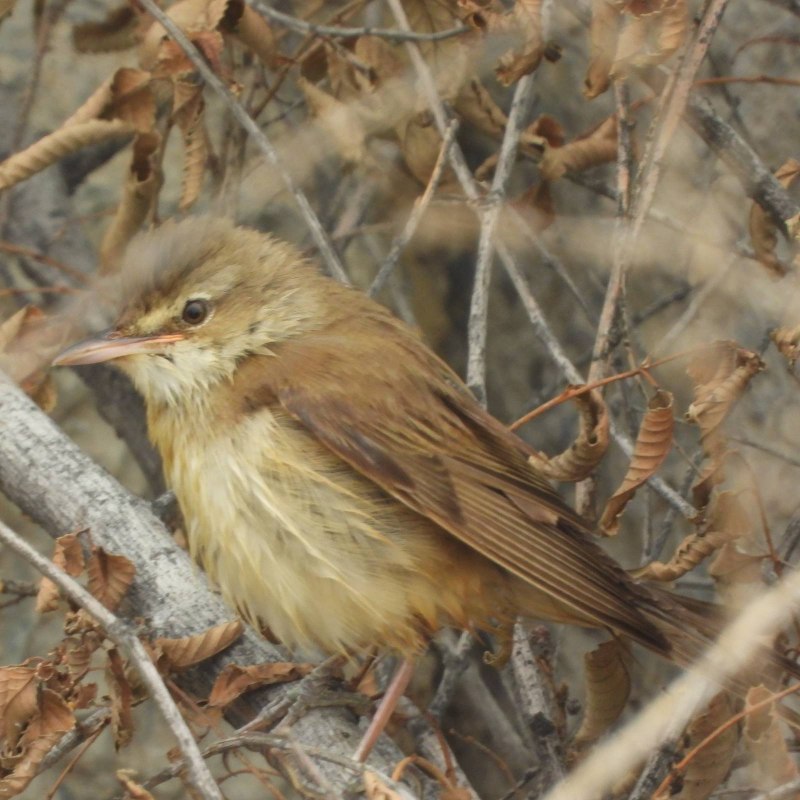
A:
[[72, 4, 142, 53], [219, 0, 276, 67], [686, 342, 765, 451], [585, 0, 621, 99], [116, 770, 155, 800], [87, 546, 136, 611], [612, 0, 687, 77], [299, 77, 368, 165], [749, 158, 800, 277], [671, 692, 737, 800], [600, 389, 674, 535], [539, 114, 617, 181], [154, 620, 243, 672], [528, 387, 609, 482], [0, 732, 63, 799], [36, 532, 85, 613], [635, 491, 750, 582], [173, 83, 207, 210], [208, 661, 312, 708], [100, 131, 162, 272], [573, 640, 631, 749], [771, 323, 800, 369], [0, 118, 132, 193], [106, 647, 134, 750], [743, 685, 799, 790]]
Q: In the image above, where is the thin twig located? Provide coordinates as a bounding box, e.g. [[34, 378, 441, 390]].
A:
[[466, 71, 537, 403], [387, 0, 690, 517], [135, 0, 349, 284], [255, 2, 470, 43], [630, 0, 731, 246], [0, 519, 223, 800], [510, 623, 564, 785], [369, 119, 459, 297], [429, 631, 476, 719]]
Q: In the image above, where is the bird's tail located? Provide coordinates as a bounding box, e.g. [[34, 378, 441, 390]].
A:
[[640, 584, 800, 693]]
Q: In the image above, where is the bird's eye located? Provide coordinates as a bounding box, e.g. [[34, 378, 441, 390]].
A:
[[182, 299, 209, 325]]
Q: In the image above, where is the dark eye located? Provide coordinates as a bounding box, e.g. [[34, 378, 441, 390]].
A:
[[182, 299, 209, 325]]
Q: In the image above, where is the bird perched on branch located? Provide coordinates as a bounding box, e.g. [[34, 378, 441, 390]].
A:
[[52, 216, 782, 758]]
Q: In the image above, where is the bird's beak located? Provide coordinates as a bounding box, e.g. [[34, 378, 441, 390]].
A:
[[52, 329, 185, 366]]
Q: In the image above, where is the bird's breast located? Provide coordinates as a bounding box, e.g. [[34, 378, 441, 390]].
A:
[[151, 403, 502, 656]]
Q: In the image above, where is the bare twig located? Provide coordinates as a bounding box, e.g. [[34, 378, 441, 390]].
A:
[[369, 119, 459, 297], [429, 630, 476, 719], [0, 518, 223, 800], [387, 0, 691, 518], [686, 94, 800, 228], [254, 2, 470, 43], [630, 0, 731, 243], [466, 72, 537, 403], [510, 624, 564, 786], [135, 0, 349, 284]]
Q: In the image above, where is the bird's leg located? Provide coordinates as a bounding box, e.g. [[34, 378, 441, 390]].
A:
[[354, 656, 415, 762]]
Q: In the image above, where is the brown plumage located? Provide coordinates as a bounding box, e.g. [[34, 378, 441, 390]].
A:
[[50, 217, 748, 669]]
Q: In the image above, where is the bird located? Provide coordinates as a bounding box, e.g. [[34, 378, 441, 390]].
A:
[[50, 216, 781, 757]]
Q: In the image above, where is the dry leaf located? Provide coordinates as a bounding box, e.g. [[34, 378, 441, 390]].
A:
[[528, 387, 609, 481], [299, 77, 368, 165], [404, 0, 468, 102], [0, 0, 15, 24], [585, 0, 621, 99], [106, 647, 134, 750], [573, 640, 631, 748], [672, 692, 737, 800], [18, 688, 75, 748], [744, 685, 799, 791], [208, 661, 312, 707], [72, 4, 142, 53], [219, 0, 276, 67], [749, 158, 800, 277], [154, 620, 243, 672], [116, 769, 155, 799], [612, 0, 687, 77], [36, 533, 85, 613], [100, 131, 162, 271], [87, 547, 136, 611], [0, 117, 132, 192], [0, 306, 58, 411], [600, 389, 674, 535], [636, 491, 750, 582], [686, 342, 765, 452], [0, 665, 38, 746], [364, 770, 405, 800], [539, 114, 617, 181], [0, 732, 62, 799], [173, 82, 207, 210], [771, 323, 800, 368], [455, 78, 509, 139]]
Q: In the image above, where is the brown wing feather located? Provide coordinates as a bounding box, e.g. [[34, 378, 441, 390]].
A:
[[255, 318, 668, 653]]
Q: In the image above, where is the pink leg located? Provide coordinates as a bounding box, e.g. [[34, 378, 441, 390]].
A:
[[354, 657, 415, 762]]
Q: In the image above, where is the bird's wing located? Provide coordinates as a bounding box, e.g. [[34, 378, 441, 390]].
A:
[[260, 329, 667, 652]]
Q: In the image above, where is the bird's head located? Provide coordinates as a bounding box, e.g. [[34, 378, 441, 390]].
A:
[[54, 217, 323, 407]]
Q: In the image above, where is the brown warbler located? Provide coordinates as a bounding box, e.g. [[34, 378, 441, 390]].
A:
[[52, 217, 759, 717]]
